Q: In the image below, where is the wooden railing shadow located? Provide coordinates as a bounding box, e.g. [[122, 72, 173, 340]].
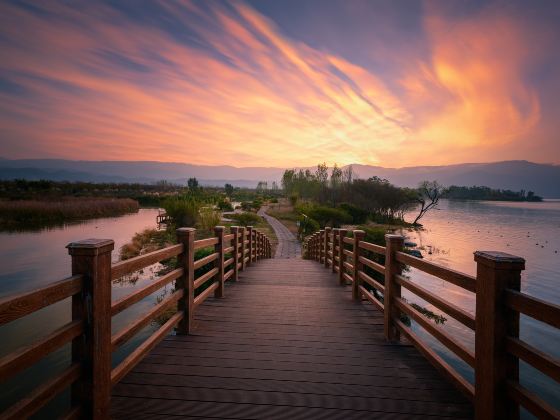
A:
[[305, 227, 560, 419], [0, 225, 271, 419]]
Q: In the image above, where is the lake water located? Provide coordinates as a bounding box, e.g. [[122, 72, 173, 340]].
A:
[[0, 208, 164, 416], [400, 199, 560, 414], [1, 201, 559, 416]]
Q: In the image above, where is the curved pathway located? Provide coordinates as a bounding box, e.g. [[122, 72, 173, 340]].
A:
[[258, 206, 301, 259]]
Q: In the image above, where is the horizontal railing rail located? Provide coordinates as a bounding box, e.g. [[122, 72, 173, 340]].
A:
[[0, 225, 271, 419], [304, 227, 559, 419]]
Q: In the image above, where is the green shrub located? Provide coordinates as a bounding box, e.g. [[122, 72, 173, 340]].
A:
[[163, 195, 200, 227], [298, 216, 319, 236], [307, 206, 351, 228], [217, 200, 233, 211], [270, 198, 278, 203], [359, 225, 388, 246], [252, 198, 263, 209], [289, 193, 298, 206], [338, 203, 369, 224]]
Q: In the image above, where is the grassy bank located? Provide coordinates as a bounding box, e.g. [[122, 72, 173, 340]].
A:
[[0, 197, 139, 231]]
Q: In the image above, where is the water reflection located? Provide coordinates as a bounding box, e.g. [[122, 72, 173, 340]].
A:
[[400, 199, 560, 411], [0, 208, 162, 416]]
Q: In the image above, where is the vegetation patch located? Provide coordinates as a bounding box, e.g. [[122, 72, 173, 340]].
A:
[[0, 197, 139, 231]]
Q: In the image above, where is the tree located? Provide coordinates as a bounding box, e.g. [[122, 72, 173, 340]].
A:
[[224, 183, 234, 197], [412, 181, 444, 225], [187, 177, 199, 191]]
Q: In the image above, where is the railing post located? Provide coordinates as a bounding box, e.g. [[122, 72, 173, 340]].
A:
[[313, 234, 317, 260], [474, 251, 525, 420], [384, 234, 404, 341], [256, 230, 261, 261], [338, 229, 347, 285], [331, 229, 339, 273], [318, 230, 324, 263], [258, 231, 263, 259], [352, 230, 365, 300], [214, 226, 225, 298], [66, 239, 114, 419], [176, 228, 195, 334], [231, 226, 239, 281], [324, 227, 331, 268], [239, 226, 246, 271], [267, 237, 271, 258], [247, 226, 253, 265]]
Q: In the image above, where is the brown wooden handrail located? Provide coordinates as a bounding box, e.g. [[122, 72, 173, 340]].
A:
[[304, 228, 559, 419], [0, 225, 272, 419]]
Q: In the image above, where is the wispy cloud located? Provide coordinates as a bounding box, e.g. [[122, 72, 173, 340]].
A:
[[0, 1, 553, 167]]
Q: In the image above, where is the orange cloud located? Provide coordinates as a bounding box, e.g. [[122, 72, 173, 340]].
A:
[[0, 2, 549, 168], [395, 9, 541, 165]]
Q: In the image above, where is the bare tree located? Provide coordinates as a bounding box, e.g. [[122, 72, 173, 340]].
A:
[[412, 181, 444, 225]]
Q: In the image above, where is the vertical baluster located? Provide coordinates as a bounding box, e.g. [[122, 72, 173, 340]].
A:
[[240, 226, 246, 271], [247, 226, 253, 265], [338, 229, 347, 285], [176, 228, 196, 334], [214, 226, 225, 298], [324, 227, 331, 268], [331, 229, 339, 273], [352, 230, 365, 300], [231, 226, 239, 281]]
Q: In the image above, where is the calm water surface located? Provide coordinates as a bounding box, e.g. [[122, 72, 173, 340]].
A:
[[0, 208, 164, 415], [401, 199, 560, 413]]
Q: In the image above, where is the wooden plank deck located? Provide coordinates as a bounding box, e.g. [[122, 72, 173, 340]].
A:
[[111, 254, 473, 419]]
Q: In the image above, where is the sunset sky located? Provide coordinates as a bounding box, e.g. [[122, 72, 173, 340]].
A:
[[0, 0, 559, 168]]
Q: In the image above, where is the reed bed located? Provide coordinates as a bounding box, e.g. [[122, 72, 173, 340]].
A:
[[0, 197, 139, 230]]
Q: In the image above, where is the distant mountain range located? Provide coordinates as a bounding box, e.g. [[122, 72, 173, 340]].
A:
[[0, 158, 559, 197]]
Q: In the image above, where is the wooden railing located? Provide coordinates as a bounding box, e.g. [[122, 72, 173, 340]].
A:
[[0, 225, 271, 419], [305, 227, 560, 420]]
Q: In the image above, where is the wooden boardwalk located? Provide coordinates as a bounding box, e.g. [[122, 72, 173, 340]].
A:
[[111, 218, 473, 419]]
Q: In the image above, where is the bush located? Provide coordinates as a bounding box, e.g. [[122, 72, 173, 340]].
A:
[[270, 198, 278, 203], [228, 212, 261, 226], [289, 193, 298, 206], [338, 203, 369, 224], [298, 216, 319, 236], [252, 198, 263, 209], [163, 196, 200, 227], [359, 225, 388, 246], [197, 207, 221, 231], [217, 200, 233, 211], [307, 206, 351, 228]]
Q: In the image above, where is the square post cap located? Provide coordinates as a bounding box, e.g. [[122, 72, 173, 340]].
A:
[[66, 239, 114, 256], [176, 227, 196, 237], [385, 234, 404, 243], [474, 251, 525, 270]]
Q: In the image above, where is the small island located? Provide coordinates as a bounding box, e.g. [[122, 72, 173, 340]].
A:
[[443, 185, 542, 202]]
